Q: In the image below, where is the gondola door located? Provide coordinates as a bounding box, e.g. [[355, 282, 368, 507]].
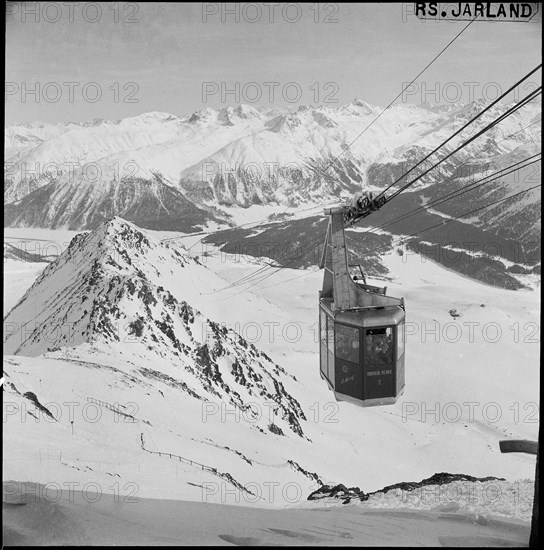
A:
[[334, 323, 364, 401], [319, 307, 336, 388], [363, 326, 396, 400]]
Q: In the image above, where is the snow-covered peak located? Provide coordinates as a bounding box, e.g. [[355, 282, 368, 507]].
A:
[[187, 104, 264, 127], [419, 101, 465, 114], [453, 98, 489, 118], [48, 216, 189, 283], [348, 98, 377, 114], [71, 117, 117, 128], [232, 104, 263, 119], [123, 111, 180, 124], [90, 216, 151, 243], [3, 217, 307, 437], [187, 107, 221, 125]]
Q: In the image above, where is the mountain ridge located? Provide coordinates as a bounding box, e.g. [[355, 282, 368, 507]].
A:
[[3, 217, 307, 437]]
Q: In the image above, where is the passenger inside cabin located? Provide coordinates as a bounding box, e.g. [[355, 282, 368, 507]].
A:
[[366, 331, 392, 364]]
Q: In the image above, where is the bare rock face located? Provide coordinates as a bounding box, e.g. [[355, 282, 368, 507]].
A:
[[308, 472, 506, 504]]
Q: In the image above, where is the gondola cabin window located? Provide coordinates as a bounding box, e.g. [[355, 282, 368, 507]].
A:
[[397, 321, 405, 360], [365, 327, 393, 365], [335, 324, 359, 364], [320, 309, 328, 379], [326, 315, 335, 382]]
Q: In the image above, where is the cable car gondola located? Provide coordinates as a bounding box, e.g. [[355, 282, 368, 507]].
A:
[[319, 196, 406, 407]]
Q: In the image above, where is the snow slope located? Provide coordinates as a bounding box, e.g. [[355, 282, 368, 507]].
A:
[[3, 481, 532, 546]]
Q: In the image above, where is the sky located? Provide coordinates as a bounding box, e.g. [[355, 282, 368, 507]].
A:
[[5, 2, 542, 124]]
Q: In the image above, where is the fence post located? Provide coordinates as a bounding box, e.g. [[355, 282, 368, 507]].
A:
[[499, 438, 539, 547], [529, 433, 540, 548]]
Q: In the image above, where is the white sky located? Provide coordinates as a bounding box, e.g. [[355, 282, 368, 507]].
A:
[[5, 2, 542, 123]]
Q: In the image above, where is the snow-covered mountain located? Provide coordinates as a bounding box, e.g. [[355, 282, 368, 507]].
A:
[[3, 217, 306, 437], [3, 218, 539, 512], [3, 218, 327, 505], [5, 100, 541, 237]]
